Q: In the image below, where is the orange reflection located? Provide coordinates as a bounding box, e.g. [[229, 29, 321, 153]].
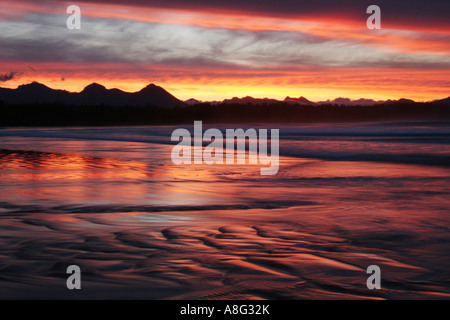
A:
[[0, 149, 154, 181]]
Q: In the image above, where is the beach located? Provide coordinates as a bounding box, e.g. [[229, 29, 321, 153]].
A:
[[0, 123, 449, 299]]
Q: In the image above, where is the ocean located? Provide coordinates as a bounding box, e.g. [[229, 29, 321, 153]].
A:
[[0, 122, 449, 299]]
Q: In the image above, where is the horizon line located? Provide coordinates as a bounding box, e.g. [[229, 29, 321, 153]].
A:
[[2, 80, 448, 104]]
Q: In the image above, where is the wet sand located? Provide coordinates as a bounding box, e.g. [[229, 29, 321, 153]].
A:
[[0, 124, 449, 299], [1, 206, 450, 299]]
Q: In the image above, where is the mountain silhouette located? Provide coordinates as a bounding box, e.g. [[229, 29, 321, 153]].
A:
[[0, 82, 71, 104], [434, 96, 450, 104], [0, 82, 185, 108], [184, 98, 202, 105], [389, 98, 416, 104], [284, 96, 315, 105], [134, 84, 184, 107], [80, 83, 108, 95], [223, 96, 280, 105]]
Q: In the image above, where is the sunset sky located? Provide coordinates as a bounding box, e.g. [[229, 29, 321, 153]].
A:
[[0, 0, 449, 101]]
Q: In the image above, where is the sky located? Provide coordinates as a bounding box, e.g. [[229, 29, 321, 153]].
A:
[[0, 0, 449, 101]]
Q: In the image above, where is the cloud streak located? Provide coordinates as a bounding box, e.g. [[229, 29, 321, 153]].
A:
[[0, 71, 18, 82], [64, 0, 450, 30], [1, 13, 449, 70]]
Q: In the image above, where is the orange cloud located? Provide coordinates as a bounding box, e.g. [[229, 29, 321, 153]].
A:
[[2, 1, 449, 102]]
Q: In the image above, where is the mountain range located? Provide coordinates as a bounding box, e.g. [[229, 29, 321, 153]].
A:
[[0, 82, 185, 108], [0, 82, 449, 108], [223, 96, 315, 105], [188, 94, 450, 106]]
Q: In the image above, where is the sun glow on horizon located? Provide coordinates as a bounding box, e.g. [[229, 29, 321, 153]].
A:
[[1, 62, 449, 102], [1, 0, 449, 103]]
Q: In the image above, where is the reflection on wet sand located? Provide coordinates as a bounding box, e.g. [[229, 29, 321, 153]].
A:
[[2, 207, 450, 299], [0, 125, 449, 299]]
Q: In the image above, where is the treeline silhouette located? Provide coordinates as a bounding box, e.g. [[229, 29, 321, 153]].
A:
[[0, 100, 449, 126]]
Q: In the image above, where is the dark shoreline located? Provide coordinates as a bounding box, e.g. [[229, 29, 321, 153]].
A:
[[1, 100, 449, 126]]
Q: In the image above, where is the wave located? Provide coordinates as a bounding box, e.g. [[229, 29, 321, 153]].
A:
[[1, 123, 449, 168], [0, 200, 317, 215], [279, 147, 450, 167]]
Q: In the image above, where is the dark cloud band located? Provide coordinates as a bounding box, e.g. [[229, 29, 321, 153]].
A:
[[67, 0, 450, 29]]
